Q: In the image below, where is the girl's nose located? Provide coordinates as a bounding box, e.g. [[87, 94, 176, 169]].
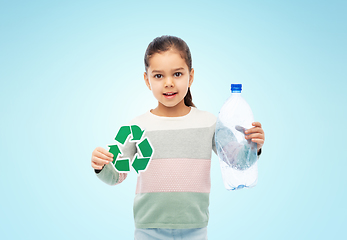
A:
[[164, 77, 174, 87]]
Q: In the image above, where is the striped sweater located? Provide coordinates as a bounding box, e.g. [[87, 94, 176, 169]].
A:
[[96, 107, 217, 229]]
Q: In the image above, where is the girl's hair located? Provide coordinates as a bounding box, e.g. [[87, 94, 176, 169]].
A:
[[144, 35, 195, 107]]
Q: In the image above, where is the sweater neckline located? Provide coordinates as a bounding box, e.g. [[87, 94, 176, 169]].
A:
[[147, 107, 196, 120]]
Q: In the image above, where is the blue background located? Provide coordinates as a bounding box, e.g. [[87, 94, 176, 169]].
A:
[[1, 0, 346, 239]]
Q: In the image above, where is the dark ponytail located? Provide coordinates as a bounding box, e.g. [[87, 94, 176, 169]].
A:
[[184, 87, 195, 107], [144, 35, 196, 107]]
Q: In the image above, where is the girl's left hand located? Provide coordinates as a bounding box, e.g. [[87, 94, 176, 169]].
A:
[[244, 122, 265, 153]]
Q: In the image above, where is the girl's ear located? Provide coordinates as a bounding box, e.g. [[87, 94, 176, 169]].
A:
[[188, 68, 194, 87], [144, 72, 152, 90]]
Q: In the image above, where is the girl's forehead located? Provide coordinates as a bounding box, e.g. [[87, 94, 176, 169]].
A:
[[151, 49, 182, 59], [148, 50, 187, 70]]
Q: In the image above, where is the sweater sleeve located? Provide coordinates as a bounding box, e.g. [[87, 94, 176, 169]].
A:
[[212, 132, 217, 155], [95, 139, 137, 185], [95, 163, 125, 185]]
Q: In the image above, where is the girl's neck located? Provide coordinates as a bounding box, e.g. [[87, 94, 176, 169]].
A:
[[150, 102, 192, 117]]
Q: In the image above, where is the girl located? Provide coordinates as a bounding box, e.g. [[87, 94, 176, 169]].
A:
[[91, 35, 265, 240]]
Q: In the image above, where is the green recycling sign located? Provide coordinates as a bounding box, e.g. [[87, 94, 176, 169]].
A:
[[108, 125, 154, 174]]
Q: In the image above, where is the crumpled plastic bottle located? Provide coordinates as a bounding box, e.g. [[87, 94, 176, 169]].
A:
[[215, 84, 258, 190]]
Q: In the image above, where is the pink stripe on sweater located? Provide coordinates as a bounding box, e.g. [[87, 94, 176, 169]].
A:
[[135, 158, 211, 194]]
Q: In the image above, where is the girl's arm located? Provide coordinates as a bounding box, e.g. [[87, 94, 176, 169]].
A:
[[92, 147, 124, 185], [95, 161, 127, 186], [91, 142, 137, 185]]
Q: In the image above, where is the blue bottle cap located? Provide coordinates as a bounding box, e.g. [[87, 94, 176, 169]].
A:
[[231, 84, 242, 93]]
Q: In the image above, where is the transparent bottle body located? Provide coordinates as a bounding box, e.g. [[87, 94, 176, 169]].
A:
[[215, 93, 258, 190]]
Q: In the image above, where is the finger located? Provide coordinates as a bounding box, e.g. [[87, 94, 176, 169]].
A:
[[251, 137, 264, 144], [94, 149, 114, 161], [246, 134, 264, 142], [92, 156, 112, 166], [245, 133, 264, 139], [91, 161, 104, 170], [91, 161, 101, 169], [245, 133, 261, 139], [96, 147, 114, 159], [252, 122, 262, 128], [245, 127, 264, 135]]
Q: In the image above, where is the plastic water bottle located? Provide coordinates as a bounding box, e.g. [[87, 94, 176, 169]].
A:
[[215, 84, 258, 190]]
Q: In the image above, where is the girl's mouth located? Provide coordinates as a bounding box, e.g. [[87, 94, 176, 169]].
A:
[[163, 92, 177, 98]]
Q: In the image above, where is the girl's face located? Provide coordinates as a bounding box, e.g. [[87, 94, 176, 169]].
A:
[[144, 50, 194, 114]]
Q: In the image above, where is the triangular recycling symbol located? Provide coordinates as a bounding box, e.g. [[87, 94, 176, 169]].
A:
[[108, 125, 154, 174]]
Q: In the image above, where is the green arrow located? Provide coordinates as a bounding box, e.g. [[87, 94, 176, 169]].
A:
[[131, 125, 144, 141], [115, 159, 130, 172], [108, 144, 121, 165], [115, 126, 131, 144], [132, 155, 150, 174], [138, 138, 153, 158]]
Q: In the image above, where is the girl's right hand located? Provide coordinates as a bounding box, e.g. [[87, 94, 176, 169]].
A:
[[91, 147, 114, 170]]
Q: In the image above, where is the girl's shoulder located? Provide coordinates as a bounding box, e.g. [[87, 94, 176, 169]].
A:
[[192, 107, 217, 123]]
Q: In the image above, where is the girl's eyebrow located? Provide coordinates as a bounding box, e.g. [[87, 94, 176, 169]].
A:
[[151, 67, 185, 74], [173, 67, 184, 71], [152, 67, 184, 73], [151, 70, 163, 73]]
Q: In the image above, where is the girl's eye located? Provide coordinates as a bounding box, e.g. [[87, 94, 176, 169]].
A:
[[154, 74, 163, 79], [174, 72, 182, 77]]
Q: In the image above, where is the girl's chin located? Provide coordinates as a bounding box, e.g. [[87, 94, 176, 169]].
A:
[[160, 101, 186, 109]]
